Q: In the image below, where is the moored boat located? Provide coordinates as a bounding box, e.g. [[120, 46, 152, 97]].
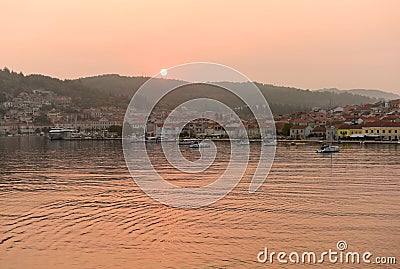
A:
[[128, 135, 145, 143], [189, 141, 211, 148], [237, 140, 250, 146], [263, 140, 277, 146], [48, 128, 75, 140], [316, 144, 340, 153], [178, 139, 195, 145], [146, 136, 167, 143]]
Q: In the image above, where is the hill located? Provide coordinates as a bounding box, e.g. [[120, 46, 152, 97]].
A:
[[0, 68, 382, 115], [80, 75, 378, 114], [0, 68, 129, 108], [318, 88, 400, 101]]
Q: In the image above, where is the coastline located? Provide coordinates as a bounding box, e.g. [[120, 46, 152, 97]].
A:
[[2, 136, 400, 145]]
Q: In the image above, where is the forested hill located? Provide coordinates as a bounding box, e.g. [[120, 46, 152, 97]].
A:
[[0, 69, 129, 108], [1, 68, 379, 114], [318, 88, 400, 101], [79, 74, 378, 114]]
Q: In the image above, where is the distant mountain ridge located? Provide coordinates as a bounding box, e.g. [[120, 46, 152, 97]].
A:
[[318, 88, 400, 101]]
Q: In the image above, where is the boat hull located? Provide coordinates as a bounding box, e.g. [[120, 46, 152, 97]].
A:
[[190, 143, 211, 148], [48, 129, 75, 140], [48, 133, 64, 140], [316, 146, 340, 153], [263, 141, 277, 146]]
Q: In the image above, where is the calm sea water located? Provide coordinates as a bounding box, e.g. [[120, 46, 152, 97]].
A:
[[0, 137, 399, 268]]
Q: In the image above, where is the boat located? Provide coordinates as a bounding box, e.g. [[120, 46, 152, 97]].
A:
[[238, 140, 250, 146], [146, 136, 167, 143], [189, 141, 211, 148], [128, 135, 145, 143], [70, 132, 82, 139], [48, 128, 75, 140], [316, 144, 340, 153], [146, 137, 157, 143], [263, 140, 277, 146], [178, 139, 195, 145]]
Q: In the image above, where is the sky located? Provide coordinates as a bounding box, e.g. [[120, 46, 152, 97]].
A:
[[2, 0, 400, 93]]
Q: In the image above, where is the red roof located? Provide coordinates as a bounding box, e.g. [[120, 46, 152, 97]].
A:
[[312, 126, 326, 132], [363, 121, 400, 128], [275, 122, 286, 130], [381, 115, 399, 121], [291, 125, 309, 130], [364, 116, 381, 123], [360, 104, 373, 110], [338, 124, 363, 129]]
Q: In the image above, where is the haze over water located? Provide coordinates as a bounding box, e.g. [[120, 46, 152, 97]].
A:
[[0, 137, 399, 268]]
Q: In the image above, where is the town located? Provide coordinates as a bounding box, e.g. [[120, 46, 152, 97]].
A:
[[0, 89, 125, 138], [1, 89, 400, 142]]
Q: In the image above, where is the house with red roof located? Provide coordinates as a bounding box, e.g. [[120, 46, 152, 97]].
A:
[[290, 125, 312, 139], [311, 126, 326, 138], [363, 121, 400, 141], [389, 99, 400, 108]]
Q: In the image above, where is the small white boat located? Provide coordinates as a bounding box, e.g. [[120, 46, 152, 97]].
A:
[[238, 140, 250, 146], [146, 136, 167, 143], [128, 135, 145, 143], [263, 140, 277, 146], [146, 136, 158, 143], [190, 141, 211, 148], [316, 144, 340, 153], [178, 139, 195, 145]]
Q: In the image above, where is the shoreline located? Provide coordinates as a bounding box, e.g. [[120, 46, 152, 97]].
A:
[[2, 136, 400, 145]]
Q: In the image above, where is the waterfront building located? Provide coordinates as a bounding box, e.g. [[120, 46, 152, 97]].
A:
[[290, 125, 312, 139]]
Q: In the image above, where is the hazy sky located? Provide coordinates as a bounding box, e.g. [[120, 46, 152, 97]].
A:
[[2, 1, 399, 93]]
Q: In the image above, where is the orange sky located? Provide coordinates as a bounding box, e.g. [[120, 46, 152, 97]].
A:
[[2, 0, 400, 93]]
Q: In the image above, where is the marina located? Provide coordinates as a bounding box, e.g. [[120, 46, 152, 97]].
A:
[[10, 131, 400, 145]]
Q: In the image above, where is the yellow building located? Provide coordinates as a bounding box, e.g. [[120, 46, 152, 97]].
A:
[[337, 124, 363, 138], [363, 122, 400, 141]]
